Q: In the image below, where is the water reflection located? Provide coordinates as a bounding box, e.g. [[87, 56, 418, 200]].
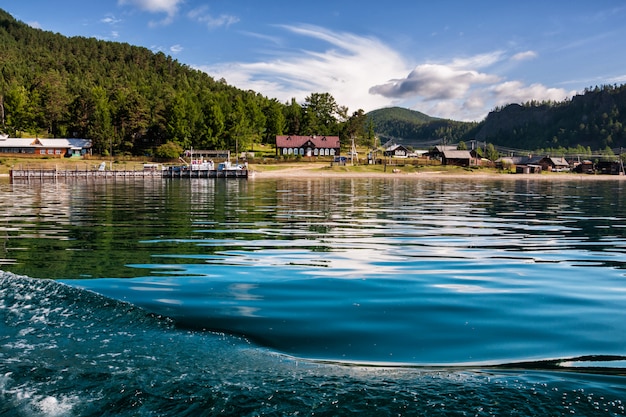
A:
[[2, 177, 626, 364]]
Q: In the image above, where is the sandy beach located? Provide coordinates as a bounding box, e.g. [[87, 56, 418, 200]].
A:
[[251, 164, 626, 181]]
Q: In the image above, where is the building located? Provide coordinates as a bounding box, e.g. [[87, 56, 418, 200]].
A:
[[442, 150, 473, 167], [0, 137, 92, 158], [538, 156, 570, 172], [383, 144, 410, 157], [275, 135, 340, 158]]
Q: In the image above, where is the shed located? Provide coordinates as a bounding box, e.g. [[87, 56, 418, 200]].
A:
[[442, 150, 472, 166]]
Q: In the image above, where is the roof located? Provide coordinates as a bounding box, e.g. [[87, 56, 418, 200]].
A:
[[442, 150, 472, 159], [0, 137, 92, 149], [385, 144, 409, 151], [433, 145, 459, 152], [276, 135, 340, 149], [541, 156, 569, 166]]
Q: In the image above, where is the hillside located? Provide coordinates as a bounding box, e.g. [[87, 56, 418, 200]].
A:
[[0, 9, 360, 156], [475, 85, 626, 152], [367, 86, 626, 154], [366, 107, 478, 147]]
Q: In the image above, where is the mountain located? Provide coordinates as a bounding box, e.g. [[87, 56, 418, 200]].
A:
[[475, 85, 626, 152], [0, 9, 352, 156], [367, 85, 626, 153], [365, 107, 478, 148]]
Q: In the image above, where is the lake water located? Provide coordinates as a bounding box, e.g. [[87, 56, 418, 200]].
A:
[[1, 176, 625, 416]]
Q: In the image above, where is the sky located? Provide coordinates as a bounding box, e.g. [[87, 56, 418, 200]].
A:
[[2, 0, 626, 121]]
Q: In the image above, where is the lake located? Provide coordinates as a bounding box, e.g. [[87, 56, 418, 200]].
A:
[[1, 176, 625, 416]]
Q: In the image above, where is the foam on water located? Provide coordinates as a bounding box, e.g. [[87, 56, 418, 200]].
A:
[[2, 271, 626, 416]]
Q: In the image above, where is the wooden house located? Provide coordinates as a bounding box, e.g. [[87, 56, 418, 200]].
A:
[[0, 137, 92, 157], [275, 135, 340, 157], [538, 156, 570, 172], [441, 150, 473, 167], [383, 144, 410, 157]]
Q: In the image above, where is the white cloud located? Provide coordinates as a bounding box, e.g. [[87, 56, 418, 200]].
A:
[[118, 0, 181, 15], [490, 81, 571, 106], [27, 21, 42, 29], [170, 44, 183, 54], [188, 6, 240, 29], [370, 51, 573, 121], [196, 25, 410, 113], [511, 50, 538, 61], [118, 0, 182, 25], [370, 63, 501, 101], [101, 15, 122, 25], [196, 25, 574, 122]]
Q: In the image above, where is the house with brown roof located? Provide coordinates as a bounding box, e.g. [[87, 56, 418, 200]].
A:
[[538, 156, 570, 172], [275, 135, 340, 158], [442, 150, 473, 167]]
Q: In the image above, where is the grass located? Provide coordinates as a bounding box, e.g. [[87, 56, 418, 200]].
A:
[[0, 156, 151, 175], [0, 155, 512, 177]]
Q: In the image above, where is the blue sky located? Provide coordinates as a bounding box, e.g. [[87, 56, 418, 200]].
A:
[[3, 1, 626, 121]]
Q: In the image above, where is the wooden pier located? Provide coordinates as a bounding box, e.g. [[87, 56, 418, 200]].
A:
[[9, 168, 249, 182], [162, 168, 249, 179]]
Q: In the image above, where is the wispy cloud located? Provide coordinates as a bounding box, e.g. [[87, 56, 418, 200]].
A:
[[371, 50, 572, 120], [27, 21, 42, 29], [197, 25, 573, 121], [101, 15, 122, 25], [511, 50, 538, 61], [170, 44, 183, 54], [118, 0, 183, 25], [188, 6, 240, 29], [197, 25, 409, 114]]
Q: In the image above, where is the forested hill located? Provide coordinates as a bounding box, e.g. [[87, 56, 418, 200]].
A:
[[475, 84, 626, 152], [0, 9, 365, 156], [365, 107, 479, 147], [367, 86, 626, 153]]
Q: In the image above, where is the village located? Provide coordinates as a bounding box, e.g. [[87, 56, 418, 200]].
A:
[[1, 134, 625, 177]]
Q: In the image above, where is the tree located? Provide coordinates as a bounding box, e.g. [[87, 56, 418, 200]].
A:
[[302, 92, 340, 135], [485, 143, 499, 161], [154, 141, 183, 159], [284, 98, 302, 135], [342, 109, 367, 146], [263, 98, 285, 144], [86, 86, 114, 155]]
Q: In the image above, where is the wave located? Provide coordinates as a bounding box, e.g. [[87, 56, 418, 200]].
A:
[[2, 271, 625, 417]]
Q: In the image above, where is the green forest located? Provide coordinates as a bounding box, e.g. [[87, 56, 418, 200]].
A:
[[0, 9, 368, 157], [475, 84, 626, 153], [365, 86, 626, 157]]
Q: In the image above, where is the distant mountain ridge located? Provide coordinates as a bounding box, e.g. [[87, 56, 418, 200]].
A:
[[365, 107, 478, 148], [367, 85, 626, 153]]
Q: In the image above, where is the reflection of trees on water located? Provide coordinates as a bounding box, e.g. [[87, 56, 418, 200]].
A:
[[0, 178, 624, 279]]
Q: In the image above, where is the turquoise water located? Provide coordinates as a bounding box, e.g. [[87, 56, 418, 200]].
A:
[[1, 177, 625, 415]]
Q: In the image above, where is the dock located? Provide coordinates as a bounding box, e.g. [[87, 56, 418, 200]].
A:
[[9, 168, 249, 182], [162, 167, 249, 179]]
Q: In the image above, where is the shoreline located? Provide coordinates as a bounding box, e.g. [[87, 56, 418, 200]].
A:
[[1, 164, 624, 181], [251, 165, 626, 181]]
